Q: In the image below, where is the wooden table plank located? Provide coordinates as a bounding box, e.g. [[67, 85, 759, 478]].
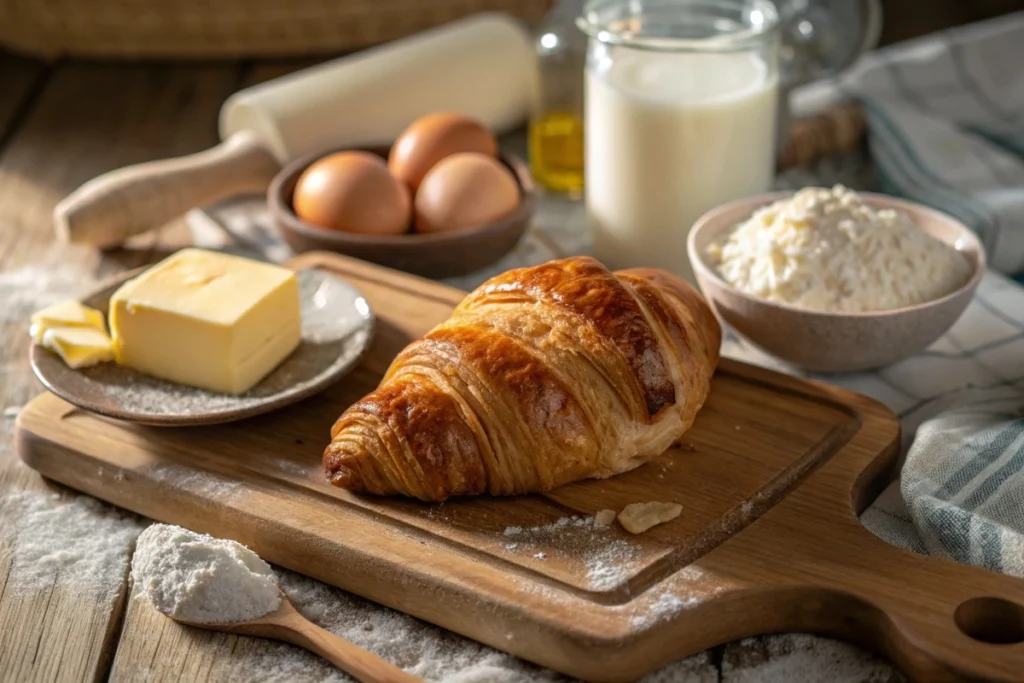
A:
[[0, 60, 240, 683], [111, 595, 236, 683]]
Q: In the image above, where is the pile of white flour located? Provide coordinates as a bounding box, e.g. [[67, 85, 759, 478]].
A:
[[132, 524, 281, 624]]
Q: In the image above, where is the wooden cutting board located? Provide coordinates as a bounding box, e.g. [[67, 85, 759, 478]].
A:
[[16, 252, 1024, 682]]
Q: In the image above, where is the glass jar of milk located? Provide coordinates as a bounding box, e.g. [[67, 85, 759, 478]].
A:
[[578, 0, 780, 284]]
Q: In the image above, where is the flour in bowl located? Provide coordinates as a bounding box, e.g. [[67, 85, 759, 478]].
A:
[[706, 185, 972, 313], [132, 523, 281, 623]]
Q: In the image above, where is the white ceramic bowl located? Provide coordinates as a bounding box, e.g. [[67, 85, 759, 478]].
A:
[[687, 192, 985, 373]]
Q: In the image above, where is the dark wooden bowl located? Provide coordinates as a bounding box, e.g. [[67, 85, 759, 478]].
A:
[[268, 146, 535, 279]]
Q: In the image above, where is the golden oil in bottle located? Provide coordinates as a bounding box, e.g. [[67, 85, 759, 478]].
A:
[[529, 110, 584, 194], [530, 0, 586, 196]]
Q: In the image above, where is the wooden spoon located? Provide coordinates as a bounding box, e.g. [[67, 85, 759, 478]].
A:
[[176, 594, 422, 683]]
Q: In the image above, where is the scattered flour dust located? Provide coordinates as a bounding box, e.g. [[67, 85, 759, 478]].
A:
[[146, 462, 243, 500], [722, 634, 903, 683], [500, 516, 643, 591], [651, 592, 686, 616], [630, 592, 687, 628], [585, 540, 642, 590], [132, 524, 281, 624], [0, 488, 144, 599], [215, 567, 719, 683], [638, 650, 718, 683], [0, 264, 86, 324], [627, 565, 727, 628], [502, 515, 596, 538], [219, 568, 567, 683], [0, 264, 92, 376]]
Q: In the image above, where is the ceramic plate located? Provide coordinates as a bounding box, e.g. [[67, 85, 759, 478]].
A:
[[30, 268, 374, 426]]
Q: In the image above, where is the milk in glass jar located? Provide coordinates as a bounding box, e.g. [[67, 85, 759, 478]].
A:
[[578, 0, 780, 284]]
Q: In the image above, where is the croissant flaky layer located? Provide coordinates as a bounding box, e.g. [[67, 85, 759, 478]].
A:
[[324, 257, 721, 502]]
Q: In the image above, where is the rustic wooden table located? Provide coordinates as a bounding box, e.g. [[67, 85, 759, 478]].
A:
[[0, 51, 902, 682]]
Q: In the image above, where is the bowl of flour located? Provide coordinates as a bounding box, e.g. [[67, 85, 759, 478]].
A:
[[688, 186, 984, 372]]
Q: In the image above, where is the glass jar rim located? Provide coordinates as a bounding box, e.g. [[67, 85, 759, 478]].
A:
[[576, 0, 780, 53]]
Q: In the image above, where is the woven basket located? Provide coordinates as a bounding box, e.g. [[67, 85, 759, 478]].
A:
[[0, 0, 552, 59]]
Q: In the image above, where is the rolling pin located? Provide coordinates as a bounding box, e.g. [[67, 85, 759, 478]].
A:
[[54, 13, 537, 249]]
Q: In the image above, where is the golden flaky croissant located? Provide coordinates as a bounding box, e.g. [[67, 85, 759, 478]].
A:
[[324, 257, 721, 502]]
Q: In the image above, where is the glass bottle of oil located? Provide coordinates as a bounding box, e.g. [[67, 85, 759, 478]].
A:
[[529, 0, 586, 195]]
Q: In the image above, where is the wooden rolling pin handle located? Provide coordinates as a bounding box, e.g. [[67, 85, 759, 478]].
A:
[[53, 130, 280, 249]]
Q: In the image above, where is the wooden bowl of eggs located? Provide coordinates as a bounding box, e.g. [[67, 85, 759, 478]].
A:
[[269, 112, 535, 279]]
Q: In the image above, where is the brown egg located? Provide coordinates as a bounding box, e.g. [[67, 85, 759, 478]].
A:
[[388, 112, 499, 193], [293, 151, 410, 235], [414, 152, 520, 234]]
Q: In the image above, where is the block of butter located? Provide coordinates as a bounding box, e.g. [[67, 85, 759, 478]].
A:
[[30, 299, 108, 344], [109, 248, 301, 394]]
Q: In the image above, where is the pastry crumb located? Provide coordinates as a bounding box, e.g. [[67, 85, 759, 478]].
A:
[[618, 502, 682, 534], [593, 509, 617, 527]]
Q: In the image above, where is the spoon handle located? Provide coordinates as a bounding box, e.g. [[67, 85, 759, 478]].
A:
[[283, 615, 422, 683]]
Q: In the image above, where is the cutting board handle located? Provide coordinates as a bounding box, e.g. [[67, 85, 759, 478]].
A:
[[53, 130, 280, 249], [823, 527, 1024, 682]]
